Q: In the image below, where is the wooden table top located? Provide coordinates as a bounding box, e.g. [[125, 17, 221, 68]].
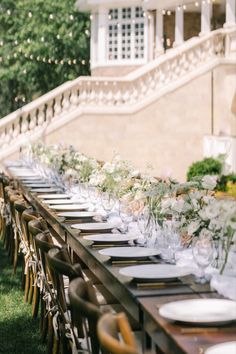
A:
[[8, 171, 236, 354]]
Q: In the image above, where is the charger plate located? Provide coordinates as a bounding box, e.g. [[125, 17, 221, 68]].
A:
[[83, 233, 137, 244], [27, 183, 55, 188], [159, 299, 236, 325], [119, 264, 191, 281], [99, 247, 160, 260], [49, 204, 89, 211], [71, 222, 116, 233], [43, 199, 75, 205], [38, 194, 70, 199], [205, 342, 236, 354], [57, 211, 98, 219], [32, 188, 62, 193]]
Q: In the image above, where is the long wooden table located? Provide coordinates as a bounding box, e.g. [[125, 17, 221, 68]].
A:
[[10, 175, 236, 354]]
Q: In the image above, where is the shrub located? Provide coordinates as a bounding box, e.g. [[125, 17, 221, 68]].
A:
[[187, 157, 223, 181]]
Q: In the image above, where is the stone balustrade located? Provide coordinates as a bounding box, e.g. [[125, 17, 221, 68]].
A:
[[0, 27, 235, 160]]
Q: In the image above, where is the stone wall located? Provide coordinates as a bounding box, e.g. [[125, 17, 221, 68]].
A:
[[45, 64, 235, 182]]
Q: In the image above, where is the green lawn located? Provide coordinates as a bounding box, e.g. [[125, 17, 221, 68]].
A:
[[0, 240, 46, 354]]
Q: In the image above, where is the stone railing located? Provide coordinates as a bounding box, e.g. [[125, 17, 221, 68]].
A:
[[0, 27, 235, 160]]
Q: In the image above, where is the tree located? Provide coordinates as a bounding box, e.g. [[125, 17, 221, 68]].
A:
[[0, 0, 90, 117]]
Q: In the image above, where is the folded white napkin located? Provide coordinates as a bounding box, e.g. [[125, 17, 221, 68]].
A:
[[210, 274, 236, 300]]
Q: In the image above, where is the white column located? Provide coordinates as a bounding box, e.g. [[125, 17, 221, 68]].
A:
[[174, 6, 184, 46], [148, 11, 155, 60], [200, 0, 212, 36], [97, 8, 108, 64], [155, 10, 164, 56], [224, 0, 236, 27], [90, 12, 98, 67]]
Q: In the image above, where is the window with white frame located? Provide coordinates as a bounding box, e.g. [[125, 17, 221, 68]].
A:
[[107, 7, 146, 62]]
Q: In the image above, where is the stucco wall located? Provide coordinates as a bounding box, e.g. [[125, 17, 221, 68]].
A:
[[45, 64, 235, 182]]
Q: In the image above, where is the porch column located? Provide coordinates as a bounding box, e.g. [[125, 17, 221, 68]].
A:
[[174, 5, 184, 46], [97, 8, 107, 64], [200, 0, 212, 35], [155, 10, 164, 56], [224, 0, 236, 27], [90, 12, 98, 66]]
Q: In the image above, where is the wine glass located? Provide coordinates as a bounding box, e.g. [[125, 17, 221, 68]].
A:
[[119, 199, 133, 233], [101, 192, 115, 218], [137, 207, 153, 246], [192, 236, 214, 284]]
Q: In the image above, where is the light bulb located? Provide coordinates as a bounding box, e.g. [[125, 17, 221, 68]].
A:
[[28, 11, 32, 17], [49, 14, 54, 20]]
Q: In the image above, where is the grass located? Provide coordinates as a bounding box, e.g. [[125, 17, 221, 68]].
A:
[[0, 240, 46, 354]]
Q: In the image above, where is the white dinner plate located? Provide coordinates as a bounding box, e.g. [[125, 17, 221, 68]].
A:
[[13, 172, 37, 177], [71, 222, 116, 232], [205, 342, 236, 354], [83, 233, 138, 244], [119, 264, 192, 281], [98, 247, 161, 260], [159, 299, 236, 325], [32, 188, 62, 193], [43, 199, 75, 205], [38, 194, 70, 199], [57, 211, 98, 219], [49, 204, 89, 211], [27, 183, 55, 188]]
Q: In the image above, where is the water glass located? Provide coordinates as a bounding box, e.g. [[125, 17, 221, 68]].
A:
[[192, 236, 214, 284]]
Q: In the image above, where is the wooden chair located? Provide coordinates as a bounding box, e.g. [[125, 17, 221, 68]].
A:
[[14, 198, 29, 281], [68, 277, 103, 354], [34, 231, 59, 348], [47, 247, 84, 354], [28, 218, 49, 317], [97, 312, 139, 354], [21, 208, 39, 303]]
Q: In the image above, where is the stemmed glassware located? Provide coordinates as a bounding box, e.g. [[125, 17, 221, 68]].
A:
[[119, 199, 133, 233], [192, 235, 214, 284], [137, 207, 154, 246], [101, 192, 115, 218]]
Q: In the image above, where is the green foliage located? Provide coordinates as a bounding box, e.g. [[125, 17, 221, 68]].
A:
[[187, 157, 223, 181], [217, 174, 236, 192], [0, 0, 90, 117]]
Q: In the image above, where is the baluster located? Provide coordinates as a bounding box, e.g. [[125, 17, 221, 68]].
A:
[[62, 90, 71, 112], [46, 100, 55, 123], [21, 114, 30, 134], [12, 118, 21, 138], [37, 106, 45, 126], [70, 87, 80, 107], [54, 94, 63, 115], [28, 109, 37, 131]]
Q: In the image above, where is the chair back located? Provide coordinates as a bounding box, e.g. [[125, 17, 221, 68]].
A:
[[97, 312, 139, 354], [47, 247, 84, 313], [69, 277, 101, 354]]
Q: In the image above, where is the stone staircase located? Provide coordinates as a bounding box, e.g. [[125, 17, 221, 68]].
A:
[[0, 27, 235, 161]]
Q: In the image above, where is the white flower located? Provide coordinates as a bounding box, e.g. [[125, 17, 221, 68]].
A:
[[188, 220, 201, 235], [201, 175, 217, 190], [103, 162, 115, 174]]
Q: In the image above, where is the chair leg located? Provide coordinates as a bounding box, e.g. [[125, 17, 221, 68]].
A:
[[32, 283, 40, 318], [21, 259, 26, 290], [28, 270, 34, 304], [47, 314, 54, 354], [24, 268, 30, 302], [40, 299, 48, 342], [13, 235, 19, 273]]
